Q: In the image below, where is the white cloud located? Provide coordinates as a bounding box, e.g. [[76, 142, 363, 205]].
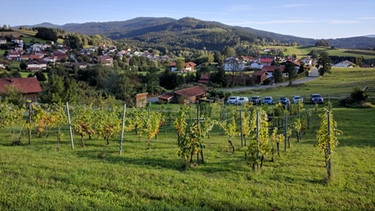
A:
[[358, 16, 375, 20], [232, 19, 315, 25], [280, 3, 313, 8], [328, 20, 359, 24]]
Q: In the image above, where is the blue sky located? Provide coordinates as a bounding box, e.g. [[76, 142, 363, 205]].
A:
[[2, 0, 375, 39]]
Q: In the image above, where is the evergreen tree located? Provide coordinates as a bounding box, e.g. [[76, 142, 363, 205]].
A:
[[317, 51, 332, 76]]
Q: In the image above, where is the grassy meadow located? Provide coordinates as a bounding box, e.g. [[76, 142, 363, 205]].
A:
[[265, 46, 375, 60], [234, 67, 375, 102], [1, 68, 375, 210]]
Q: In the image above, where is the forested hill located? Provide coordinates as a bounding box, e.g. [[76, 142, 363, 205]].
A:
[[29, 17, 375, 50]]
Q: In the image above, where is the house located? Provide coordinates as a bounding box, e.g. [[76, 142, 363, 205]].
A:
[[198, 73, 210, 84], [158, 92, 175, 104], [170, 62, 178, 72], [301, 57, 312, 66], [250, 62, 264, 69], [333, 60, 356, 68], [184, 62, 197, 72], [241, 56, 258, 63], [0, 77, 42, 101], [259, 57, 274, 66], [261, 65, 286, 78], [43, 56, 57, 63], [158, 86, 207, 104], [0, 38, 6, 44], [27, 61, 47, 72], [170, 62, 197, 72], [174, 86, 206, 104], [7, 51, 21, 60], [98, 55, 113, 66], [223, 57, 245, 71], [252, 70, 268, 84], [135, 93, 148, 108]]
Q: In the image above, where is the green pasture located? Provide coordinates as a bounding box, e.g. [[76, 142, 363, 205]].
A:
[[233, 67, 375, 102], [1, 67, 375, 210], [266, 46, 375, 59]]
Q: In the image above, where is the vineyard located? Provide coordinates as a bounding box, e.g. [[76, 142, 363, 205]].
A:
[[0, 101, 329, 165], [1, 99, 373, 210]]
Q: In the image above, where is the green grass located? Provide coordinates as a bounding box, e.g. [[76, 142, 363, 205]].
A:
[[0, 104, 374, 210], [1, 64, 375, 210], [264, 46, 375, 59], [234, 67, 375, 101]]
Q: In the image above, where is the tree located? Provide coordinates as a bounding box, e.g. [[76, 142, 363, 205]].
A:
[[273, 68, 283, 83], [317, 51, 332, 76], [315, 39, 330, 47], [176, 58, 185, 72], [221, 46, 236, 57], [34, 27, 58, 42], [34, 71, 47, 81], [285, 62, 297, 85]]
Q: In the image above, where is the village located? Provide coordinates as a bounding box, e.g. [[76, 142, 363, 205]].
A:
[[0, 35, 360, 106]]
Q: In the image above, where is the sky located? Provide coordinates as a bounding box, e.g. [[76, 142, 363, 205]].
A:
[[2, 0, 375, 39]]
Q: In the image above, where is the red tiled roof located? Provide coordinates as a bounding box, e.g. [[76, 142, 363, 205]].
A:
[[174, 86, 206, 98], [200, 73, 210, 80], [252, 70, 267, 76], [198, 73, 210, 84], [261, 65, 285, 72], [185, 62, 197, 67], [286, 59, 301, 66], [260, 58, 274, 63], [159, 93, 174, 100], [0, 77, 42, 94]]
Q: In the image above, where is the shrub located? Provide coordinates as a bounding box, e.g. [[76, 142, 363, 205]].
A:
[[340, 87, 370, 107]]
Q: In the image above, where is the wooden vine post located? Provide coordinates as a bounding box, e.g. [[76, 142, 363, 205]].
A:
[[66, 102, 74, 149], [119, 104, 127, 155]]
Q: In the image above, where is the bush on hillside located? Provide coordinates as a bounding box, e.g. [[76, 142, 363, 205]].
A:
[[339, 87, 370, 107]]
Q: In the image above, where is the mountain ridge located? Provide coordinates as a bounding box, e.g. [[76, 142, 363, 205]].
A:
[[20, 17, 375, 50]]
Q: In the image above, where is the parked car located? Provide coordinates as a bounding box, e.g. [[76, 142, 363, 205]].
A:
[[262, 96, 274, 105], [250, 96, 261, 105], [292, 96, 304, 104], [310, 94, 324, 104], [278, 97, 291, 106], [227, 96, 240, 104], [237, 97, 249, 105]]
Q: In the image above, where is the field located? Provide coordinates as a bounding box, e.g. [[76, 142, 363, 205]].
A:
[[0, 68, 375, 210], [233, 67, 375, 103], [265, 46, 375, 60]]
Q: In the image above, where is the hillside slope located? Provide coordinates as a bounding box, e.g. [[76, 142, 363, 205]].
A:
[[25, 17, 375, 50]]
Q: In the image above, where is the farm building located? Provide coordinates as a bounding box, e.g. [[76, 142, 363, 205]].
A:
[[0, 77, 42, 101], [333, 60, 356, 68], [158, 85, 207, 104]]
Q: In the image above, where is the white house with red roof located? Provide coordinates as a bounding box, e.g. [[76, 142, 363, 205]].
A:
[[223, 57, 245, 71], [259, 57, 274, 66]]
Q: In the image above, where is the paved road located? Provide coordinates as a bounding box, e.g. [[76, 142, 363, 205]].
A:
[[218, 67, 320, 92]]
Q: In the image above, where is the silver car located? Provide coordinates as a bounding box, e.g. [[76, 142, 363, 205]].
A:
[[262, 96, 274, 105], [227, 96, 240, 104]]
